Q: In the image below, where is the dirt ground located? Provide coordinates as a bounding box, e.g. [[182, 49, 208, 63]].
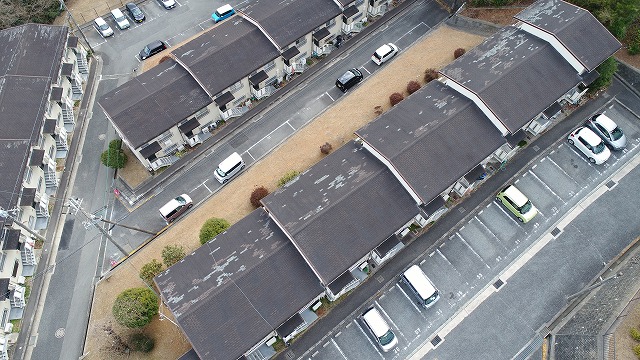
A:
[[83, 25, 487, 359]]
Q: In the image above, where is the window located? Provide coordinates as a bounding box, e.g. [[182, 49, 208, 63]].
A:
[[49, 145, 55, 158], [326, 18, 336, 28], [12, 260, 19, 277], [38, 178, 43, 193], [28, 216, 35, 228], [0, 252, 6, 272], [296, 36, 307, 47], [164, 143, 179, 155], [157, 131, 172, 143], [263, 61, 275, 72], [24, 168, 32, 184], [229, 81, 244, 93], [233, 95, 246, 106], [194, 107, 210, 119]]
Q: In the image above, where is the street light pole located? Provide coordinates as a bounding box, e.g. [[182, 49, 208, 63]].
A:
[[58, 0, 94, 53]]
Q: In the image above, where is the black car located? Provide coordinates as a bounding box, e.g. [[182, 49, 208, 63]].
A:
[[139, 40, 167, 60], [126, 2, 145, 22], [335, 68, 363, 92]]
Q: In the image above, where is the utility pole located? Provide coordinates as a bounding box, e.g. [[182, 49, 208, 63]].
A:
[[67, 198, 128, 256], [58, 0, 94, 53], [0, 207, 46, 242], [566, 272, 623, 302]]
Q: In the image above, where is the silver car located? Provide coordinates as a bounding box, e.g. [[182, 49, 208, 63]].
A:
[[586, 113, 626, 150], [567, 126, 611, 164]]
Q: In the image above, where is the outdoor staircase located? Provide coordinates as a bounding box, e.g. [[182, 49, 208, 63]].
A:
[[61, 103, 75, 131], [253, 85, 276, 100], [150, 156, 178, 171], [21, 242, 36, 266], [76, 50, 89, 80], [246, 349, 266, 360], [221, 106, 249, 121]]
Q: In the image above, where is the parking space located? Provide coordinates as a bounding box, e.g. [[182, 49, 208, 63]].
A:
[[299, 99, 640, 360]]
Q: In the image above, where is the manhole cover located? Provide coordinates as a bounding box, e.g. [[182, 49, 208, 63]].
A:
[[55, 328, 65, 338], [493, 279, 504, 289], [551, 227, 561, 237], [431, 335, 442, 347]]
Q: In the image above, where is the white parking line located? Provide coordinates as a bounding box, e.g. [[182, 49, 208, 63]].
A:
[[527, 169, 565, 203], [361, 66, 371, 75], [375, 300, 405, 340], [330, 339, 348, 359], [354, 320, 385, 359], [473, 216, 502, 245], [454, 233, 490, 268], [324, 92, 335, 102], [396, 283, 426, 317], [396, 22, 429, 41], [545, 156, 580, 185], [202, 181, 212, 193], [494, 201, 523, 226]]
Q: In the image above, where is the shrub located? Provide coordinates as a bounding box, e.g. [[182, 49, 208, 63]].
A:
[[112, 288, 158, 328], [129, 333, 155, 353], [320, 142, 333, 155], [589, 57, 617, 93], [199, 218, 230, 244], [407, 80, 421, 95], [629, 30, 640, 55], [389, 92, 404, 106], [161, 245, 185, 267], [631, 328, 640, 341], [374, 105, 383, 116], [250, 186, 269, 208], [139, 259, 163, 286], [634, 344, 640, 357], [424, 68, 438, 83], [454, 48, 466, 59], [277, 170, 300, 188], [100, 139, 127, 169]]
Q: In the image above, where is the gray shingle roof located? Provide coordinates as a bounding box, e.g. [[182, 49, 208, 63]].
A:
[[0, 24, 69, 226], [155, 208, 323, 360], [173, 18, 280, 98], [356, 81, 505, 204], [240, 0, 341, 49], [514, 0, 621, 72], [98, 59, 212, 149], [261, 144, 419, 284], [441, 26, 582, 133]]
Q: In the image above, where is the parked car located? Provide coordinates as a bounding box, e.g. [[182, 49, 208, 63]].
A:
[[335, 68, 363, 92], [361, 307, 398, 352], [126, 2, 145, 22], [93, 17, 114, 37], [139, 40, 168, 60], [159, 194, 193, 224], [212, 4, 235, 22], [158, 0, 176, 10], [213, 152, 245, 184], [371, 43, 399, 65], [110, 8, 130, 30], [586, 113, 626, 150], [496, 185, 538, 223], [567, 126, 611, 164]]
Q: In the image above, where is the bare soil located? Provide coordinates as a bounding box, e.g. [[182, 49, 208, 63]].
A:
[[83, 25, 486, 359]]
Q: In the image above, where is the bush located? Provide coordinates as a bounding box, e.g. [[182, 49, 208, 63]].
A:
[[631, 328, 640, 341], [199, 218, 230, 244], [407, 80, 421, 95], [589, 57, 617, 93], [320, 142, 333, 155], [454, 48, 466, 59], [161, 244, 185, 267], [250, 186, 269, 208], [634, 344, 640, 357], [424, 68, 438, 83], [100, 139, 127, 169], [129, 333, 155, 353], [139, 259, 163, 286], [112, 288, 158, 328], [277, 170, 300, 188], [389, 92, 404, 106], [629, 30, 640, 55]]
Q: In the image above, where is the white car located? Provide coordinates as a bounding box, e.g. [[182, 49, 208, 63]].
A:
[[586, 113, 627, 150], [567, 127, 611, 164], [371, 43, 399, 65], [158, 0, 176, 9], [93, 17, 114, 37], [110, 9, 130, 30]]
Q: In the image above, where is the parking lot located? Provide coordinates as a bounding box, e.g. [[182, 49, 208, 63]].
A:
[[298, 99, 640, 360]]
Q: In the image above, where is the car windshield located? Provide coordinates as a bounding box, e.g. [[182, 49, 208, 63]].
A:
[[115, 14, 125, 21], [373, 52, 382, 60], [519, 200, 532, 214], [593, 141, 606, 154], [130, 7, 141, 15], [175, 196, 187, 205], [216, 168, 227, 177], [611, 127, 624, 140], [379, 330, 395, 346], [143, 46, 150, 54], [99, 23, 109, 30]]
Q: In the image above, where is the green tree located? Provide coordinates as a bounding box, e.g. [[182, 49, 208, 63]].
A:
[[589, 57, 617, 92], [139, 259, 164, 286], [199, 218, 230, 244], [100, 139, 127, 169], [161, 244, 185, 267], [112, 288, 158, 328]]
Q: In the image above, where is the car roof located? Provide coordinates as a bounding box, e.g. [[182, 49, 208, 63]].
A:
[[111, 8, 124, 15], [375, 44, 392, 55], [217, 4, 233, 12], [403, 265, 437, 299], [577, 127, 602, 145], [338, 69, 357, 83], [503, 185, 528, 207], [218, 152, 243, 172], [593, 113, 617, 131], [362, 308, 389, 337], [94, 17, 106, 24]]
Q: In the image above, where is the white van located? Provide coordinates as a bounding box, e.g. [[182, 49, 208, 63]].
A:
[[213, 152, 245, 184], [401, 265, 440, 308], [361, 307, 398, 352], [111, 8, 130, 29], [159, 194, 192, 224]]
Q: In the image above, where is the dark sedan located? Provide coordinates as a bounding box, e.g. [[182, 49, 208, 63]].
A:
[[126, 2, 145, 22]]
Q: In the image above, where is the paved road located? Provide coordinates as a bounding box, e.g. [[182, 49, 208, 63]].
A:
[[19, 1, 449, 359]]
